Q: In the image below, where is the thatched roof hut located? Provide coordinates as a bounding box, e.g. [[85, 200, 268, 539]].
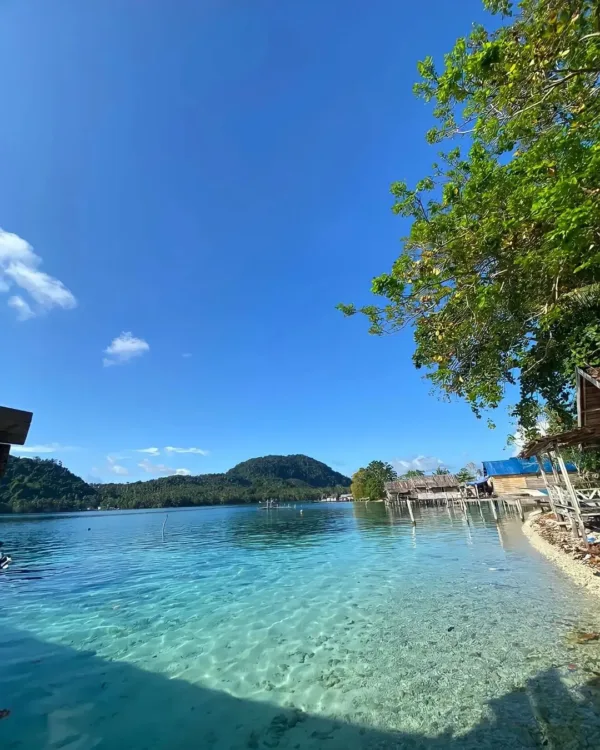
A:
[[385, 474, 461, 503]]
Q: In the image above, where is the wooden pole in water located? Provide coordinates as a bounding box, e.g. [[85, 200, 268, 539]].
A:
[[516, 498, 524, 521], [162, 513, 169, 541], [489, 498, 498, 522], [407, 497, 416, 525]]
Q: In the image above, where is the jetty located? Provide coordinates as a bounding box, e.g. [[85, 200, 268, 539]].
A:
[[384, 473, 535, 525]]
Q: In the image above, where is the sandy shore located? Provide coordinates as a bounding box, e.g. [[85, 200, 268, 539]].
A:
[[523, 514, 600, 597]]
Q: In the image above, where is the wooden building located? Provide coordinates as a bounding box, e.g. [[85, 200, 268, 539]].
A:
[[385, 474, 461, 504], [0, 406, 34, 477], [482, 457, 576, 496], [578, 366, 600, 430], [521, 366, 600, 544]]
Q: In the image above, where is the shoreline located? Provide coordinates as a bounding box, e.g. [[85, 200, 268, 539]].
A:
[[522, 514, 600, 597]]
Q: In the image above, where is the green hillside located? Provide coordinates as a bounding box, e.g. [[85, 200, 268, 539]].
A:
[[226, 454, 350, 487], [0, 457, 99, 514], [0, 454, 350, 513]]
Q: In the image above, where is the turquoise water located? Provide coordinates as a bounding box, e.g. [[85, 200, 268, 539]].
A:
[[2, 503, 600, 749]]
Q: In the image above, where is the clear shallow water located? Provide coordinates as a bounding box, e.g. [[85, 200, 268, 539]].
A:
[[1, 503, 600, 749]]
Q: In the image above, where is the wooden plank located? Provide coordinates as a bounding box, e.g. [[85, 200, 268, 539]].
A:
[[0, 406, 33, 445], [577, 368, 583, 427], [555, 449, 588, 548]]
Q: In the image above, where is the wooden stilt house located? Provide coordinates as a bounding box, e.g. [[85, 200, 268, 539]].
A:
[[521, 366, 600, 545], [385, 474, 461, 504]]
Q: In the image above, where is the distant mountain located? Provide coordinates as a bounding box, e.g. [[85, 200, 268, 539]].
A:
[[0, 454, 350, 513], [226, 454, 350, 487], [0, 456, 99, 514]]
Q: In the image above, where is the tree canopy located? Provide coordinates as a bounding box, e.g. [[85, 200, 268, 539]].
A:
[[456, 467, 477, 483], [340, 0, 600, 431], [351, 461, 397, 501]]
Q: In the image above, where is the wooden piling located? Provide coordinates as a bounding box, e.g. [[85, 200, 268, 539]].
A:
[[489, 498, 498, 521], [407, 498, 416, 525], [516, 498, 524, 521]]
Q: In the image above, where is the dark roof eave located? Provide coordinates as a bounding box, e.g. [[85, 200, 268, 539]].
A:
[[520, 425, 600, 458]]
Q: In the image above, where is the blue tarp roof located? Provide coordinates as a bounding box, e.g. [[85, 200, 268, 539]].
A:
[[482, 457, 577, 476]]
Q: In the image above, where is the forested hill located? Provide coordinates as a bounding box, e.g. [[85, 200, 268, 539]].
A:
[[226, 454, 349, 487], [0, 454, 350, 513], [0, 457, 99, 514]]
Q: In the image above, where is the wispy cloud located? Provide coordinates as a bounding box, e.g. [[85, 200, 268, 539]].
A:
[[107, 455, 129, 476], [0, 229, 77, 319], [8, 295, 34, 321], [138, 459, 191, 476], [12, 443, 77, 454], [136, 447, 160, 456], [164, 446, 209, 455], [103, 332, 149, 367], [393, 455, 446, 474], [182, 353, 192, 359]]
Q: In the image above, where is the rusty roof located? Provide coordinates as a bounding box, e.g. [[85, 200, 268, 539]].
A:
[[385, 474, 460, 493]]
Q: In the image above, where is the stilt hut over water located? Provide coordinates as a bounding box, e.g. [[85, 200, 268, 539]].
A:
[[521, 366, 600, 544], [482, 457, 577, 496], [385, 474, 461, 504]]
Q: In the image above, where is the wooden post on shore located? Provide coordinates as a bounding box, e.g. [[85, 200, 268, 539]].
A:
[[555, 447, 588, 548], [407, 497, 416, 525], [535, 453, 557, 519]]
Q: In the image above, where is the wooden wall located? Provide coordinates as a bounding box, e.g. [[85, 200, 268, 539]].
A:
[[582, 378, 600, 428], [492, 474, 545, 494]]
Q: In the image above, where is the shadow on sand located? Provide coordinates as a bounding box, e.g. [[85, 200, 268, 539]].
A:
[[2, 627, 600, 749]]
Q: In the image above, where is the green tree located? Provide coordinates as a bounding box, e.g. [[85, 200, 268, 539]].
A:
[[456, 467, 476, 483], [351, 461, 397, 501], [433, 467, 450, 475], [351, 468, 369, 501], [402, 469, 425, 478], [340, 0, 600, 430]]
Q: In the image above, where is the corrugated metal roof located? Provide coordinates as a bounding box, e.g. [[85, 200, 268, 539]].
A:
[[482, 457, 577, 476]]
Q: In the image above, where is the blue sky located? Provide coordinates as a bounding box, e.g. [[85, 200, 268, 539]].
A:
[[0, 0, 516, 482]]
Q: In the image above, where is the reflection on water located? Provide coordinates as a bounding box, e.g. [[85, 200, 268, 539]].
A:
[[1, 503, 600, 748]]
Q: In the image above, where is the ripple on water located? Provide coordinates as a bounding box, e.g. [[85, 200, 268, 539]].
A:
[[1, 503, 600, 749]]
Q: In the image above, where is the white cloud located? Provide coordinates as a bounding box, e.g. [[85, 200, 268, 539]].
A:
[[107, 455, 129, 476], [12, 443, 75, 454], [182, 353, 192, 358], [0, 229, 77, 319], [103, 332, 149, 367], [138, 458, 191, 476], [164, 446, 209, 455], [136, 447, 160, 456], [8, 295, 34, 321], [393, 455, 446, 474]]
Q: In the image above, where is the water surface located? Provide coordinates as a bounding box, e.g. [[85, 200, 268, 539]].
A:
[[1, 502, 600, 749]]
